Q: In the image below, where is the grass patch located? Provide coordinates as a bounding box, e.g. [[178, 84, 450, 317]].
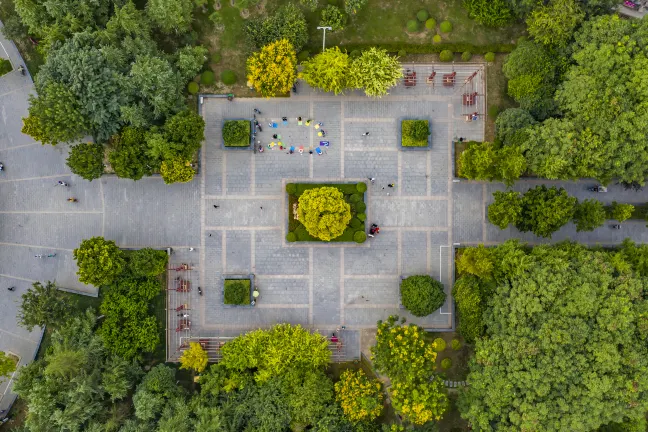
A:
[[223, 120, 251, 147], [223, 279, 251, 305], [287, 183, 366, 242], [0, 58, 12, 76], [401, 119, 429, 147]]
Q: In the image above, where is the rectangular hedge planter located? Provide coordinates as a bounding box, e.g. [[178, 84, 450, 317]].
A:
[[222, 119, 253, 150], [223, 274, 255, 307], [400, 118, 431, 150], [287, 183, 367, 243]]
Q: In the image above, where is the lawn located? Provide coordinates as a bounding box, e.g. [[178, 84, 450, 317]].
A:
[[287, 183, 366, 242]]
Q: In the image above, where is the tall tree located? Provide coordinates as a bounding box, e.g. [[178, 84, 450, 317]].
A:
[[300, 47, 350, 95], [488, 190, 523, 229], [66, 143, 105, 181], [247, 39, 297, 97], [18, 281, 72, 331], [73, 236, 125, 286], [573, 198, 606, 232], [526, 0, 584, 46], [348, 48, 403, 97], [179, 342, 208, 373], [516, 185, 577, 238], [146, 0, 194, 34]]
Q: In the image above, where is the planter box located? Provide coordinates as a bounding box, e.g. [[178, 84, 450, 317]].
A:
[[223, 274, 255, 307], [222, 119, 253, 150], [399, 118, 432, 150]]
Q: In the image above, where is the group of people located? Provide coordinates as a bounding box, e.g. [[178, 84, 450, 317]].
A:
[[254, 109, 328, 155]]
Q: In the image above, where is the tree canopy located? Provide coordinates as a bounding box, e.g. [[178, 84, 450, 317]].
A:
[[300, 47, 351, 95], [247, 39, 297, 98], [73, 236, 125, 286], [18, 280, 72, 331], [297, 187, 352, 241], [348, 48, 403, 97]]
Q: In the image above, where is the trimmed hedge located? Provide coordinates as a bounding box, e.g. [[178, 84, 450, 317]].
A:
[[402, 119, 430, 147], [187, 82, 199, 94], [201, 70, 215, 85], [224, 279, 250, 305], [354, 231, 366, 243], [356, 202, 366, 212], [432, 35, 442, 43], [356, 182, 367, 192], [286, 232, 297, 242], [357, 213, 366, 222], [400, 275, 446, 317], [440, 20, 452, 33], [417, 10, 429, 21], [286, 183, 297, 194], [461, 51, 473, 61], [439, 50, 453, 62], [340, 42, 514, 54], [406, 20, 419, 32], [484, 52, 496, 62], [425, 18, 436, 29], [432, 338, 446, 352], [221, 70, 237, 85], [222, 120, 250, 147], [398, 49, 406, 57]]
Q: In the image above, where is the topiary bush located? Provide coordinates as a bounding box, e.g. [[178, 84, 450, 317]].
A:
[[356, 201, 366, 212], [357, 213, 366, 222], [400, 275, 447, 317], [356, 182, 367, 193], [297, 50, 311, 63], [439, 50, 454, 62], [432, 34, 442, 43], [350, 218, 361, 228], [425, 18, 436, 29], [298, 187, 352, 241], [201, 70, 215, 85], [398, 49, 406, 57], [286, 232, 297, 242], [440, 20, 452, 33], [349, 193, 362, 203], [401, 119, 430, 147], [187, 82, 199, 94], [441, 358, 452, 370], [451, 339, 461, 350], [286, 183, 297, 194], [416, 9, 429, 22], [432, 337, 446, 352], [406, 20, 419, 32], [461, 51, 473, 61], [211, 52, 222, 64], [221, 70, 237, 85], [354, 231, 366, 243], [484, 52, 495, 62]]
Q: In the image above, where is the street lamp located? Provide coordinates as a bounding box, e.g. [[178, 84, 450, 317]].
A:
[[316, 26, 332, 52]]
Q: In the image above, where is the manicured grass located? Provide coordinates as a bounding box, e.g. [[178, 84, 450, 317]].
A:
[[401, 119, 429, 147], [287, 183, 366, 242], [223, 279, 251, 305], [0, 58, 12, 76]]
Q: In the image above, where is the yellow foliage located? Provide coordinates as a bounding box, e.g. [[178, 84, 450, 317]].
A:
[[246, 39, 297, 97], [334, 369, 384, 422], [179, 342, 208, 373]]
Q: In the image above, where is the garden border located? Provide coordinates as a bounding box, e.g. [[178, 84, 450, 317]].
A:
[[222, 274, 255, 308], [399, 117, 432, 151]]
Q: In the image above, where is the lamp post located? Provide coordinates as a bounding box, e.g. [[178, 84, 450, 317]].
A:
[[316, 26, 332, 52]]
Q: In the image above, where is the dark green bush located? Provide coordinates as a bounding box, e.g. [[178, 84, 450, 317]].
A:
[[129, 248, 168, 277], [222, 120, 250, 146], [425, 18, 436, 29], [461, 51, 473, 61], [187, 82, 199, 94], [350, 50, 361, 58], [297, 50, 311, 63], [224, 280, 250, 305], [349, 193, 362, 203], [356, 202, 366, 212], [398, 49, 406, 57], [356, 182, 367, 193], [357, 213, 366, 222], [452, 275, 486, 343], [245, 3, 308, 51], [350, 218, 361, 229], [439, 50, 454, 62], [433, 34, 442, 43], [416, 9, 429, 22], [0, 58, 12, 77], [406, 20, 419, 32], [484, 52, 496, 62], [441, 358, 452, 369], [440, 20, 452, 33], [221, 70, 237, 85], [211, 52, 222, 64], [286, 183, 297, 194], [488, 105, 500, 118], [400, 275, 446, 317], [354, 231, 366, 243], [201, 70, 215, 85], [463, 0, 513, 27], [286, 232, 297, 242], [320, 5, 347, 31]]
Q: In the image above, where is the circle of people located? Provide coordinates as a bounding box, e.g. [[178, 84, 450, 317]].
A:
[[253, 109, 328, 155]]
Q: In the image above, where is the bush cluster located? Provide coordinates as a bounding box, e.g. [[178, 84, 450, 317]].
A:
[[439, 50, 453, 62], [400, 275, 446, 316], [340, 42, 515, 54], [222, 120, 250, 147]]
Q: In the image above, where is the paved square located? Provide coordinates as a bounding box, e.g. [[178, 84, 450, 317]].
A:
[[167, 64, 486, 361]]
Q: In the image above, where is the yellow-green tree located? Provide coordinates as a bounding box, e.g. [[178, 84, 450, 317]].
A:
[[180, 342, 208, 373], [334, 369, 383, 422], [300, 47, 350, 95], [160, 158, 195, 184], [390, 377, 448, 424], [247, 39, 297, 97], [348, 47, 403, 97], [297, 187, 351, 241]]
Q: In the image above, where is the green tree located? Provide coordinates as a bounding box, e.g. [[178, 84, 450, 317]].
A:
[[21, 82, 88, 145], [18, 281, 71, 331], [320, 5, 347, 31], [456, 245, 494, 280], [527, 0, 584, 46], [162, 109, 205, 159], [180, 342, 208, 373], [399, 275, 446, 317], [458, 244, 648, 431], [300, 47, 350, 95], [334, 369, 383, 422], [134, 364, 183, 421], [160, 158, 195, 184], [247, 39, 297, 97], [390, 377, 448, 425], [109, 127, 154, 180], [0, 352, 16, 381], [282, 369, 334, 430], [344, 0, 368, 14], [452, 275, 487, 343], [463, 0, 513, 27], [175, 45, 208, 81], [129, 248, 168, 277], [348, 47, 403, 97], [146, 0, 193, 34], [609, 202, 634, 223], [74, 237, 125, 286], [297, 187, 352, 241], [573, 198, 606, 232], [495, 108, 536, 145], [497, 145, 527, 185], [245, 3, 309, 51], [458, 141, 497, 180], [516, 185, 577, 238], [66, 143, 105, 181], [488, 190, 523, 229]]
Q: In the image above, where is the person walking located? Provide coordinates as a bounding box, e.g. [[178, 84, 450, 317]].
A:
[[47, 253, 56, 257], [213, 205, 219, 208], [388, 183, 395, 188], [34, 254, 42, 258], [7, 287, 14, 292], [368, 177, 375, 184], [362, 132, 370, 136], [254, 108, 261, 114]]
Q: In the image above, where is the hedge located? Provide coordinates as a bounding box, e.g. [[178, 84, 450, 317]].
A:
[[338, 42, 515, 55], [224, 279, 250, 305]]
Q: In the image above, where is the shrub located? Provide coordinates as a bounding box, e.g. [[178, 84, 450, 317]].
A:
[[344, 0, 368, 15], [160, 158, 195, 184], [201, 70, 215, 85], [320, 5, 347, 31], [357, 213, 366, 222], [439, 50, 453, 62], [297, 50, 310, 63], [350, 50, 361, 58], [356, 182, 367, 192], [0, 58, 12, 77], [245, 3, 308, 50], [402, 120, 430, 147], [425, 18, 436, 29], [286, 232, 297, 242], [432, 338, 446, 352], [441, 358, 452, 369], [406, 20, 419, 32], [350, 218, 361, 228], [398, 49, 406, 57], [461, 51, 473, 61], [417, 9, 429, 22], [66, 143, 104, 181], [73, 237, 126, 287], [354, 231, 366, 243], [222, 120, 250, 147], [286, 183, 297, 194], [223, 280, 250, 305], [211, 52, 222, 64], [400, 275, 446, 317], [299, 0, 318, 11], [484, 52, 496, 62], [451, 339, 461, 350], [452, 276, 486, 343], [440, 20, 452, 32], [221, 70, 237, 85], [247, 39, 297, 97], [298, 187, 352, 241], [356, 202, 366, 212], [609, 202, 634, 223], [348, 194, 360, 203], [187, 82, 199, 94], [129, 248, 168, 277], [432, 34, 442, 43], [335, 369, 383, 422], [338, 42, 515, 55]]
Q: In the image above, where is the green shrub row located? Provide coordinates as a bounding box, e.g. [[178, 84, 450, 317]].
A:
[[336, 42, 515, 55]]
